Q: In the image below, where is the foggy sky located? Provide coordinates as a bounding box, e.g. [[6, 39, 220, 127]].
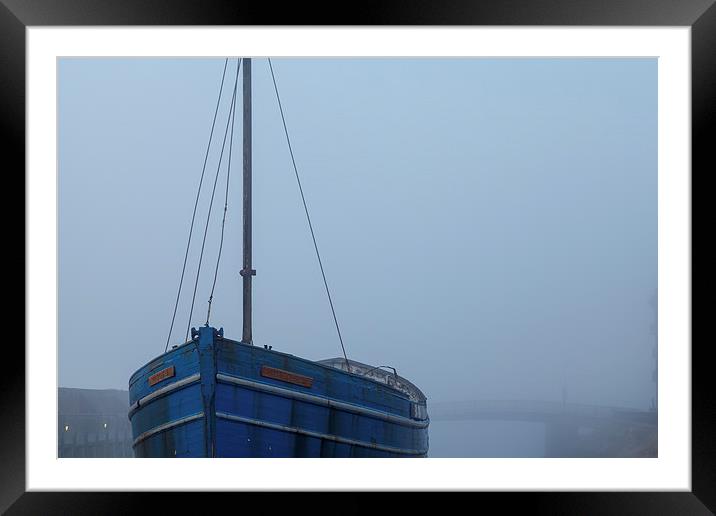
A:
[[58, 57, 657, 410]]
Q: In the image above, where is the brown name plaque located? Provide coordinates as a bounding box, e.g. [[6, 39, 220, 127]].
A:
[[148, 365, 175, 386], [260, 365, 313, 388]]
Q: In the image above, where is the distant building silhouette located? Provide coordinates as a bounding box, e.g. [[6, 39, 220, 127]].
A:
[[58, 388, 133, 457]]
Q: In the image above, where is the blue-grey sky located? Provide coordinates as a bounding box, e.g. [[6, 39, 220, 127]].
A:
[[58, 57, 657, 410]]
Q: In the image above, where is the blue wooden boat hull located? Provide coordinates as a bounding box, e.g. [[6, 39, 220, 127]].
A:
[[128, 326, 429, 457]]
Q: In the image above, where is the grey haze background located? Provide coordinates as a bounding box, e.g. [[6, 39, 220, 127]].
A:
[[58, 58, 657, 439]]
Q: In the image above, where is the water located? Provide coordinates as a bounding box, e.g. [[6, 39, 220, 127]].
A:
[[427, 419, 546, 457]]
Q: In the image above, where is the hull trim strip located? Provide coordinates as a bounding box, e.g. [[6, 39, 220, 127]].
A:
[[216, 373, 429, 429], [132, 412, 205, 448], [129, 373, 202, 418]]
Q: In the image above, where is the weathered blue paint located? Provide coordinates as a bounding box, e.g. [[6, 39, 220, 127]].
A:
[[129, 326, 429, 457], [196, 325, 218, 457]]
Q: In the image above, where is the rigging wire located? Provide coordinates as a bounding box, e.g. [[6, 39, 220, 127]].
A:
[[267, 58, 351, 373], [206, 60, 239, 325], [185, 59, 241, 342], [165, 58, 229, 352]]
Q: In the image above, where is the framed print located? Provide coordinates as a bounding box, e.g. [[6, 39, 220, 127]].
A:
[[5, 0, 711, 513]]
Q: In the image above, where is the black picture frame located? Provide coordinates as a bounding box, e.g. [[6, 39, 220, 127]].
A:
[[4, 0, 710, 513]]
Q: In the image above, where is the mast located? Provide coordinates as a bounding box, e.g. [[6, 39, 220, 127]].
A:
[[241, 57, 255, 344]]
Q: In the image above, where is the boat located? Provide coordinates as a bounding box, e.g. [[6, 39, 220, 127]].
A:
[[127, 58, 430, 457]]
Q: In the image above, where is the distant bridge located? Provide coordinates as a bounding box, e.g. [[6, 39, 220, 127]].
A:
[[429, 400, 657, 457]]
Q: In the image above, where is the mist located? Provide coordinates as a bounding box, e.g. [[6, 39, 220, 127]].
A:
[[58, 57, 657, 457]]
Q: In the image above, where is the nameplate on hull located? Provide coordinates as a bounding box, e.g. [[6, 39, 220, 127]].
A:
[[148, 366, 175, 386], [260, 366, 313, 388]]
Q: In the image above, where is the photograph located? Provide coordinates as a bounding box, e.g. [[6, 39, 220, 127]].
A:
[[57, 56, 657, 459], [6, 7, 707, 510]]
